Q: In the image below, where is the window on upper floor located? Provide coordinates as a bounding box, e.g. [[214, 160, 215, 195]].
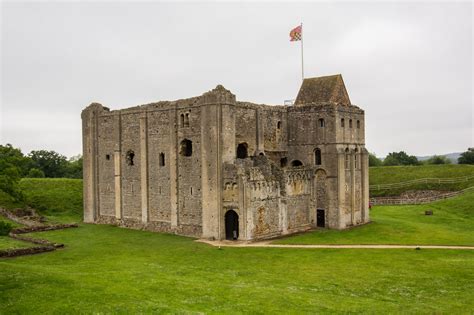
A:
[[237, 143, 248, 159], [180, 139, 193, 157], [315, 148, 322, 165], [349, 119, 353, 128], [291, 160, 303, 167], [357, 120, 360, 129], [159, 152, 165, 167], [126, 150, 135, 166], [318, 118, 325, 128], [341, 118, 345, 128]]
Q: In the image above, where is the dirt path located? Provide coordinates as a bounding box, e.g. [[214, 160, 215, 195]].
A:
[[197, 240, 474, 250]]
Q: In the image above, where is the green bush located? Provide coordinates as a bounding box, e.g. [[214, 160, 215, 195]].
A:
[[369, 153, 382, 167], [426, 155, 451, 165], [0, 221, 12, 236], [27, 168, 45, 178], [458, 148, 474, 164]]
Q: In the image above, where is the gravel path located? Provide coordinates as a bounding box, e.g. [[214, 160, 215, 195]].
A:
[[197, 240, 474, 250]]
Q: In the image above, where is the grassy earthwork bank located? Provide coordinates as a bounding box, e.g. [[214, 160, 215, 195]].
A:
[[275, 190, 474, 245], [0, 171, 473, 313], [369, 164, 474, 197]]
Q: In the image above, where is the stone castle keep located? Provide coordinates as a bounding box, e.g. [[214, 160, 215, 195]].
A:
[[82, 74, 370, 241]]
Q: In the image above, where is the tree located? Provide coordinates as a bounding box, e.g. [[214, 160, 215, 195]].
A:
[[426, 155, 451, 165], [65, 155, 83, 179], [368, 153, 382, 167], [458, 148, 474, 164], [383, 151, 420, 166], [29, 150, 69, 178]]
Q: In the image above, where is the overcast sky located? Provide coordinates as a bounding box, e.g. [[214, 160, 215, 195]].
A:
[[1, 1, 472, 158]]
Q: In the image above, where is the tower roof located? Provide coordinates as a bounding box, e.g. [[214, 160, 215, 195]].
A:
[[294, 74, 351, 106]]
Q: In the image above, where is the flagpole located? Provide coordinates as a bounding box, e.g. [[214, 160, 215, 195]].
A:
[[301, 22, 304, 82]]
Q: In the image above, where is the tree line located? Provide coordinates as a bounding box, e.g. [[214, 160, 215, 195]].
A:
[[369, 148, 474, 167], [0, 144, 82, 201]]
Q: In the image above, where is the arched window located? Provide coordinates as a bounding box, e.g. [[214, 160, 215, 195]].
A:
[[159, 152, 165, 166], [345, 148, 350, 169], [236, 143, 248, 159], [179, 139, 193, 157], [180, 114, 185, 127], [277, 121, 282, 129], [280, 157, 288, 167], [315, 148, 322, 165], [349, 119, 353, 128], [291, 160, 303, 167], [185, 113, 190, 127], [341, 118, 345, 128], [126, 150, 135, 166], [357, 120, 360, 129], [318, 118, 325, 128]]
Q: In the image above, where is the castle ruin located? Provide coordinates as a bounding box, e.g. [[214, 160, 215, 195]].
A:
[[82, 74, 370, 241]]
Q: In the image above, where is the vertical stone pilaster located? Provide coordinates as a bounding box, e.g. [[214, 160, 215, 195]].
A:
[[169, 108, 178, 228], [351, 150, 356, 226], [361, 150, 370, 222], [113, 113, 122, 220], [337, 151, 345, 229], [81, 104, 103, 223], [255, 109, 265, 154], [140, 113, 149, 223]]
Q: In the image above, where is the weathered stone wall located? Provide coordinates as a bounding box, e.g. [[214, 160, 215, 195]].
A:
[[82, 75, 370, 241]]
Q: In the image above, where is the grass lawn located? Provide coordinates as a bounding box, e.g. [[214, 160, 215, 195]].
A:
[[1, 224, 473, 313], [0, 174, 473, 313], [369, 164, 474, 196], [0, 236, 32, 250], [275, 190, 474, 246]]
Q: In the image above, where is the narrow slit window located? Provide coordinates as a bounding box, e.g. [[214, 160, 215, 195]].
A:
[[126, 150, 135, 166], [357, 120, 360, 129], [315, 148, 322, 165], [319, 118, 325, 128], [277, 121, 281, 129], [185, 113, 190, 127], [159, 152, 165, 166], [180, 114, 185, 127]]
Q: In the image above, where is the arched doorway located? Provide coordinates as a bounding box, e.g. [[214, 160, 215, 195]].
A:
[[225, 210, 239, 240]]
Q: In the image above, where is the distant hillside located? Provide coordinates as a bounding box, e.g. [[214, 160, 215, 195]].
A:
[[417, 152, 462, 164]]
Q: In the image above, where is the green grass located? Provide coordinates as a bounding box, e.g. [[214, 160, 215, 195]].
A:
[[369, 164, 474, 196], [0, 177, 473, 312], [275, 190, 474, 246], [19, 178, 83, 222], [0, 237, 31, 250], [0, 224, 473, 313]]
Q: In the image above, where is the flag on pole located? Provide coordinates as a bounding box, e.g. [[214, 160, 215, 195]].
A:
[[289, 25, 302, 41]]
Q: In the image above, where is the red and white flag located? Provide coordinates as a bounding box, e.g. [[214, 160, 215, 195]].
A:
[[289, 25, 302, 41]]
